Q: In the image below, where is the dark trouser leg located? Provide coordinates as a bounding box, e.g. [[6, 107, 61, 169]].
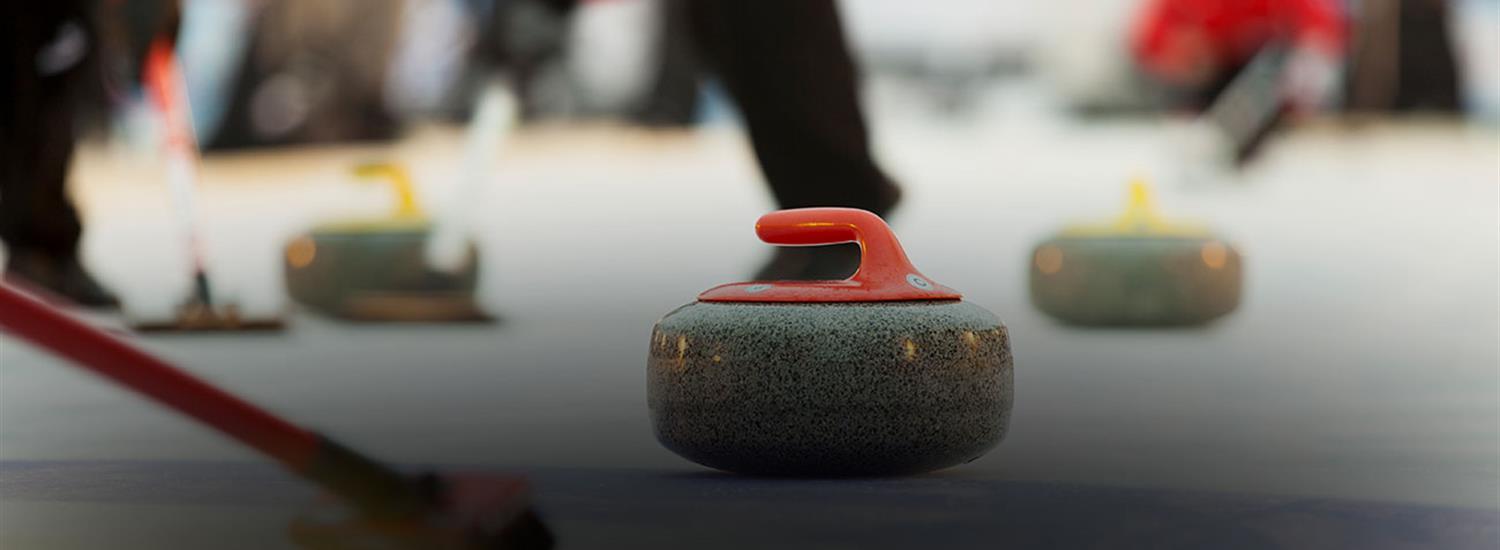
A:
[[685, 0, 900, 214], [0, 4, 85, 260], [1346, 0, 1461, 113], [1, 2, 117, 307], [633, 0, 702, 127], [0, 114, 83, 261], [1394, 0, 1460, 111]]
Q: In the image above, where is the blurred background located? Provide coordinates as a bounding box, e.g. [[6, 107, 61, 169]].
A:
[[0, 0, 1496, 546]]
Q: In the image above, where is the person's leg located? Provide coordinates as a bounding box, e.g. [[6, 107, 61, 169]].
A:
[[686, 0, 900, 279], [1393, 0, 1461, 112], [633, 0, 701, 127], [687, 0, 898, 213], [0, 2, 118, 306]]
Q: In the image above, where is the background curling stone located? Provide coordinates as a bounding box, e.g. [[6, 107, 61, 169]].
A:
[[1029, 180, 1242, 326], [283, 163, 488, 322], [649, 208, 1013, 477]]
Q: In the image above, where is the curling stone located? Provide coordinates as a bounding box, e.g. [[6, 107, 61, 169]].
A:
[[1029, 180, 1241, 326], [283, 163, 486, 322], [648, 208, 1013, 476]]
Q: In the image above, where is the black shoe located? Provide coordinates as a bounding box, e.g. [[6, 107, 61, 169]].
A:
[[4, 250, 120, 309]]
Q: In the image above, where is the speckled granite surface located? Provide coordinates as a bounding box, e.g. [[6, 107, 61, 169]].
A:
[[283, 231, 479, 318], [649, 301, 1012, 476], [1030, 236, 1242, 326]]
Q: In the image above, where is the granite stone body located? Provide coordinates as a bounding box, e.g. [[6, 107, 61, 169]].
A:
[[648, 300, 1013, 476], [1029, 236, 1242, 326], [284, 230, 478, 317]]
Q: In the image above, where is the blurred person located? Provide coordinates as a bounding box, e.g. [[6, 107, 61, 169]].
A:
[[632, 0, 701, 126], [205, 0, 405, 149], [686, 0, 902, 279], [1130, 0, 1348, 114], [0, 0, 177, 307], [5, 0, 901, 300], [471, 0, 901, 279], [464, 0, 576, 120], [1345, 0, 1462, 113]]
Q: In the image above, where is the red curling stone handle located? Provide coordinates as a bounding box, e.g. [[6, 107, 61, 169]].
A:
[[699, 207, 961, 302]]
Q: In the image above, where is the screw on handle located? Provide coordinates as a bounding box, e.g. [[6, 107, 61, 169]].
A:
[[1115, 179, 1165, 231], [1058, 178, 1212, 237], [755, 207, 918, 288], [700, 208, 960, 302], [353, 163, 423, 220]]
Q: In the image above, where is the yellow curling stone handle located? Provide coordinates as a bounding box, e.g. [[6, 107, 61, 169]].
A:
[[307, 163, 433, 233], [1061, 178, 1210, 237], [354, 162, 424, 221]]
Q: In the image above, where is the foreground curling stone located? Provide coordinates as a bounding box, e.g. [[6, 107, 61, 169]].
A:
[[284, 164, 487, 322], [649, 208, 1013, 476], [1029, 181, 1242, 326]]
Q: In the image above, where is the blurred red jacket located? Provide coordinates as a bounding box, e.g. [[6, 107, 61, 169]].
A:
[[1131, 0, 1346, 83]]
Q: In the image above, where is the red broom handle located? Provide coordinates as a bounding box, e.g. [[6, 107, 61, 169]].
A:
[[0, 283, 318, 469]]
